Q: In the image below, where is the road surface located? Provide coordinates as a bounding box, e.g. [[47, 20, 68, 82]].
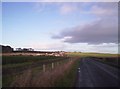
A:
[[75, 58, 119, 87]]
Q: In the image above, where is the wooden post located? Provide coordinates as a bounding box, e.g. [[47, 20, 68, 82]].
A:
[[43, 64, 46, 72], [52, 62, 54, 69]]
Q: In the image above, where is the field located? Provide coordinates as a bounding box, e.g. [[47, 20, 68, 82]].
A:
[[67, 52, 119, 68], [2, 52, 119, 87], [2, 55, 79, 87], [67, 52, 118, 57]]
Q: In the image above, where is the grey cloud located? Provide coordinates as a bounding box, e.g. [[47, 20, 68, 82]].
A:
[[52, 34, 63, 39], [52, 18, 118, 44], [52, 2, 118, 44]]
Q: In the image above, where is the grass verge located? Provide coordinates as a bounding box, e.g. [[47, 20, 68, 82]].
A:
[[10, 57, 79, 87], [54, 58, 79, 87]]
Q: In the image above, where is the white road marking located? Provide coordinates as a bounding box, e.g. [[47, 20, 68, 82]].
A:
[[78, 71, 80, 72], [78, 68, 80, 69]]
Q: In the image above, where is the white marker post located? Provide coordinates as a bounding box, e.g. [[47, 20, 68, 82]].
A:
[[43, 64, 46, 72], [52, 62, 54, 69], [78, 68, 80, 73]]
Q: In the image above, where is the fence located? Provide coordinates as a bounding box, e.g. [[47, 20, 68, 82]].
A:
[[38, 58, 73, 72]]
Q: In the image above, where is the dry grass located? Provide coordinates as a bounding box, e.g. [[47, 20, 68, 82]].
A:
[[10, 58, 77, 87], [10, 69, 33, 87]]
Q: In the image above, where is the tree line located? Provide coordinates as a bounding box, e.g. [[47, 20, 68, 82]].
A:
[[0, 45, 13, 53]]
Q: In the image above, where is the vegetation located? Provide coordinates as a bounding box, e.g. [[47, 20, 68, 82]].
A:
[[67, 52, 118, 58], [0, 45, 13, 53], [8, 57, 79, 87], [93, 57, 119, 68], [55, 57, 79, 87], [2, 52, 119, 87], [2, 55, 71, 87], [67, 52, 119, 68], [2, 55, 64, 65]]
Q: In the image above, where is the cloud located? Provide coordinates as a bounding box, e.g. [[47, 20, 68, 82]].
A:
[[62, 43, 118, 53], [29, 43, 66, 51], [91, 2, 118, 16], [52, 2, 118, 44], [90, 5, 113, 16], [33, 2, 79, 15], [33, 2, 118, 16], [60, 4, 77, 15], [33, 2, 55, 13], [88, 43, 118, 53], [79, 2, 118, 17], [52, 18, 118, 44], [27, 42, 118, 53]]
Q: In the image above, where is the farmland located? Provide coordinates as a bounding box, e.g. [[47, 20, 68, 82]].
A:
[[67, 52, 118, 57], [67, 52, 119, 68], [2, 52, 119, 87], [2, 55, 79, 87]]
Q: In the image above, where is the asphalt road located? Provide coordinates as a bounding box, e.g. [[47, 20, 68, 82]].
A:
[[75, 58, 119, 87]]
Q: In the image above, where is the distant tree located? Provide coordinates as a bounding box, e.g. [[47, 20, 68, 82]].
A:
[[74, 51, 77, 53], [16, 48, 22, 51], [1, 45, 13, 53], [29, 48, 34, 51], [23, 48, 29, 51]]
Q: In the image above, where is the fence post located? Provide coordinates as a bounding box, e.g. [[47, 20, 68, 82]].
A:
[[43, 64, 46, 72], [52, 62, 54, 69]]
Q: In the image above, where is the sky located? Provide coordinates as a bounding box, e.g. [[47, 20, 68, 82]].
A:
[[2, 1, 119, 53]]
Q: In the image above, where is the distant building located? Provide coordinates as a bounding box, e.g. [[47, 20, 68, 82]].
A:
[[1, 45, 65, 57], [16, 48, 22, 51], [23, 48, 29, 51], [15, 48, 34, 51], [28, 48, 34, 51]]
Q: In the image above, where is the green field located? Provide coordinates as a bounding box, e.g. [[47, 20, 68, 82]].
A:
[[67, 52, 119, 68], [67, 52, 118, 58], [2, 55, 65, 65], [55, 58, 79, 87], [2, 55, 69, 87], [2, 52, 119, 87], [3, 55, 67, 71]]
